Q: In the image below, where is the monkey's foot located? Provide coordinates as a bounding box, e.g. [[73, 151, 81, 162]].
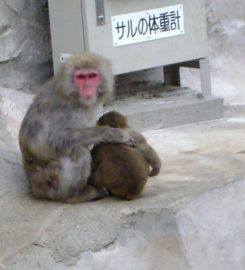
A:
[[65, 185, 104, 204]]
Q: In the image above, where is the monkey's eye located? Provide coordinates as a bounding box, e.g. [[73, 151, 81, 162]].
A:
[[88, 73, 98, 79], [76, 74, 86, 80]]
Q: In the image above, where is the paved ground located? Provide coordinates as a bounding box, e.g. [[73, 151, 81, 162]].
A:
[[0, 88, 245, 270]]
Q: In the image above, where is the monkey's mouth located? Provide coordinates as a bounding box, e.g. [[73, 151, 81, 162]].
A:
[[78, 85, 96, 99]]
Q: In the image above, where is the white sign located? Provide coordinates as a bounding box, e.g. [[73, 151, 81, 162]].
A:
[[111, 5, 184, 47]]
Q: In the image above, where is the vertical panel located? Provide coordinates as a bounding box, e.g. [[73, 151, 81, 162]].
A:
[[48, 0, 85, 73], [200, 58, 212, 97]]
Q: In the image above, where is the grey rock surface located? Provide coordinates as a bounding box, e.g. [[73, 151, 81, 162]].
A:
[[0, 0, 52, 91], [181, 0, 245, 104], [0, 88, 245, 269], [178, 178, 245, 270]]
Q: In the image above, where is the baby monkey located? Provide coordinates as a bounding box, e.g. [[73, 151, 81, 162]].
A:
[[88, 111, 162, 199]]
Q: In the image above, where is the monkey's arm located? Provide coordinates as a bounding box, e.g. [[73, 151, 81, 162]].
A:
[[129, 130, 162, 177], [76, 126, 134, 146], [140, 143, 162, 177], [48, 126, 134, 154]]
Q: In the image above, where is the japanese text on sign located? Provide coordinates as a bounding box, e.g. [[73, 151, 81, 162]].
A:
[[111, 5, 184, 47]]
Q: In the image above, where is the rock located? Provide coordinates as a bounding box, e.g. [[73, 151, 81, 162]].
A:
[[0, 0, 52, 91], [0, 87, 245, 269], [181, 0, 245, 105]]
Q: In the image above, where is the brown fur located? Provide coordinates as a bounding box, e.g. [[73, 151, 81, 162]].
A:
[[19, 53, 133, 203], [88, 111, 162, 199]]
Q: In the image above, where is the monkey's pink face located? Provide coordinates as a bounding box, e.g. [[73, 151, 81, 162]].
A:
[[74, 69, 101, 99]]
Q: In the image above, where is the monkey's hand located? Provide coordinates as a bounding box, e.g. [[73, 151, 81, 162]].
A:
[[69, 127, 135, 147], [124, 137, 135, 147], [104, 127, 135, 146], [116, 129, 135, 147], [149, 166, 161, 177]]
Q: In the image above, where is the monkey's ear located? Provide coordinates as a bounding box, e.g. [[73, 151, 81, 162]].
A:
[[98, 59, 114, 101], [54, 64, 67, 91], [97, 119, 105, 126]]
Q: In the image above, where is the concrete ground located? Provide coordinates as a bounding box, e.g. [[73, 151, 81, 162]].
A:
[[0, 87, 245, 270]]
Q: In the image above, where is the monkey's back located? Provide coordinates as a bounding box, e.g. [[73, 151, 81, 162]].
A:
[[90, 143, 150, 199]]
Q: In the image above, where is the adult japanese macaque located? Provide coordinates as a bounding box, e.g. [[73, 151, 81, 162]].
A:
[[88, 111, 162, 200], [19, 53, 134, 203]]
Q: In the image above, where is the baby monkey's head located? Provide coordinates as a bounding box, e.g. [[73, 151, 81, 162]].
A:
[[97, 111, 128, 128]]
